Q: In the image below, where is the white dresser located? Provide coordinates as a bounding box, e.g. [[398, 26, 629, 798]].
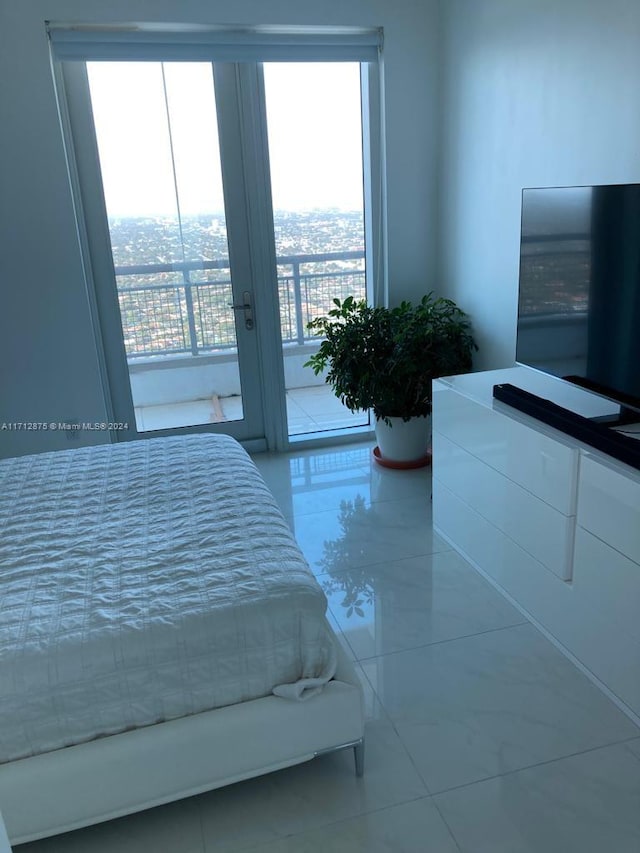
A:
[[433, 366, 640, 719]]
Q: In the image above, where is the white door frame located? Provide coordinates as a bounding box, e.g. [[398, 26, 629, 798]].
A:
[[54, 53, 384, 452]]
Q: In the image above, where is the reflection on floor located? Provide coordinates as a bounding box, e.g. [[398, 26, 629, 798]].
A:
[[16, 441, 640, 853], [134, 384, 368, 435]]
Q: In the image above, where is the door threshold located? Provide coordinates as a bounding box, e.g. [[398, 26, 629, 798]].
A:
[[286, 424, 375, 451]]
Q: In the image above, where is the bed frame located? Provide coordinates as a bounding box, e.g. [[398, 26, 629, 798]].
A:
[[0, 634, 364, 845]]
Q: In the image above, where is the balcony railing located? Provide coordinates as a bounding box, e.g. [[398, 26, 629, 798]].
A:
[[114, 250, 365, 359]]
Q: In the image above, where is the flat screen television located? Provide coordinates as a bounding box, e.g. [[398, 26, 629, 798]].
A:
[[516, 183, 640, 417]]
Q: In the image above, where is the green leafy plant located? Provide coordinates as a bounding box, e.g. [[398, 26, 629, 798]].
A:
[[305, 293, 477, 423]]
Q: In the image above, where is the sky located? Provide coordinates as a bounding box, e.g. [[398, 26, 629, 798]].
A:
[[87, 61, 365, 218]]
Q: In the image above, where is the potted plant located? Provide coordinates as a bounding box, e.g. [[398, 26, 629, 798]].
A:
[[305, 293, 477, 466]]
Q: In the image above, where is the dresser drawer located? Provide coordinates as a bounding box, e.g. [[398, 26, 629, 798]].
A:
[[433, 431, 575, 580], [433, 388, 578, 515], [574, 527, 640, 642], [578, 455, 640, 565]]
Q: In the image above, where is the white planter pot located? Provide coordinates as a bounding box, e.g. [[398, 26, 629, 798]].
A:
[[374, 415, 432, 465]]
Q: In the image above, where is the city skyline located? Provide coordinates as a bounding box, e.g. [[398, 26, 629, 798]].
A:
[[108, 209, 365, 271]]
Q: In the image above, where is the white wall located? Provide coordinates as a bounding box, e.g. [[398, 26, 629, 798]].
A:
[[0, 0, 440, 457], [438, 0, 640, 371]]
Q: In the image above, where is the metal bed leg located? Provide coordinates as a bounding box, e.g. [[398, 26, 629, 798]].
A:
[[354, 739, 365, 777], [314, 737, 365, 776]]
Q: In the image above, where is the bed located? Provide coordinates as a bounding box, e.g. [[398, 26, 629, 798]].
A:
[[0, 435, 364, 845]]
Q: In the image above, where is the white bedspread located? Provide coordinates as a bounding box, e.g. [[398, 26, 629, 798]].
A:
[[0, 435, 336, 764]]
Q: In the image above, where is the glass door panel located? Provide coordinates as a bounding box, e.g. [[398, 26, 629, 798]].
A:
[[86, 61, 248, 433], [263, 62, 370, 437]]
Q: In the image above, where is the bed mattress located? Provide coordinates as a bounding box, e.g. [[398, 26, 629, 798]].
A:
[[0, 434, 336, 764]]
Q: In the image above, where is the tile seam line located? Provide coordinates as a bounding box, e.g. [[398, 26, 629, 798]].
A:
[[287, 505, 440, 523], [312, 544, 458, 576], [428, 734, 640, 799], [308, 544, 454, 577], [220, 793, 434, 853], [623, 739, 640, 764], [429, 795, 465, 853], [353, 619, 532, 663]]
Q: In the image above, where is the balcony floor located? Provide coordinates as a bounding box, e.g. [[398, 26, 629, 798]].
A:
[[134, 383, 369, 436]]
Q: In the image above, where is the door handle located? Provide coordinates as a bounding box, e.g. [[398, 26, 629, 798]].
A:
[[228, 290, 254, 330]]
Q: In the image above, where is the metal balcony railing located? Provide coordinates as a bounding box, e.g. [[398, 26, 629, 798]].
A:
[[114, 250, 366, 359]]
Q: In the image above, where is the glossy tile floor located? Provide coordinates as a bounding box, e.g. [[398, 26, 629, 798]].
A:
[[16, 442, 640, 853]]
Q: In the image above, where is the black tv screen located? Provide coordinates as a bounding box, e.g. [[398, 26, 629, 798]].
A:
[[516, 183, 640, 413]]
